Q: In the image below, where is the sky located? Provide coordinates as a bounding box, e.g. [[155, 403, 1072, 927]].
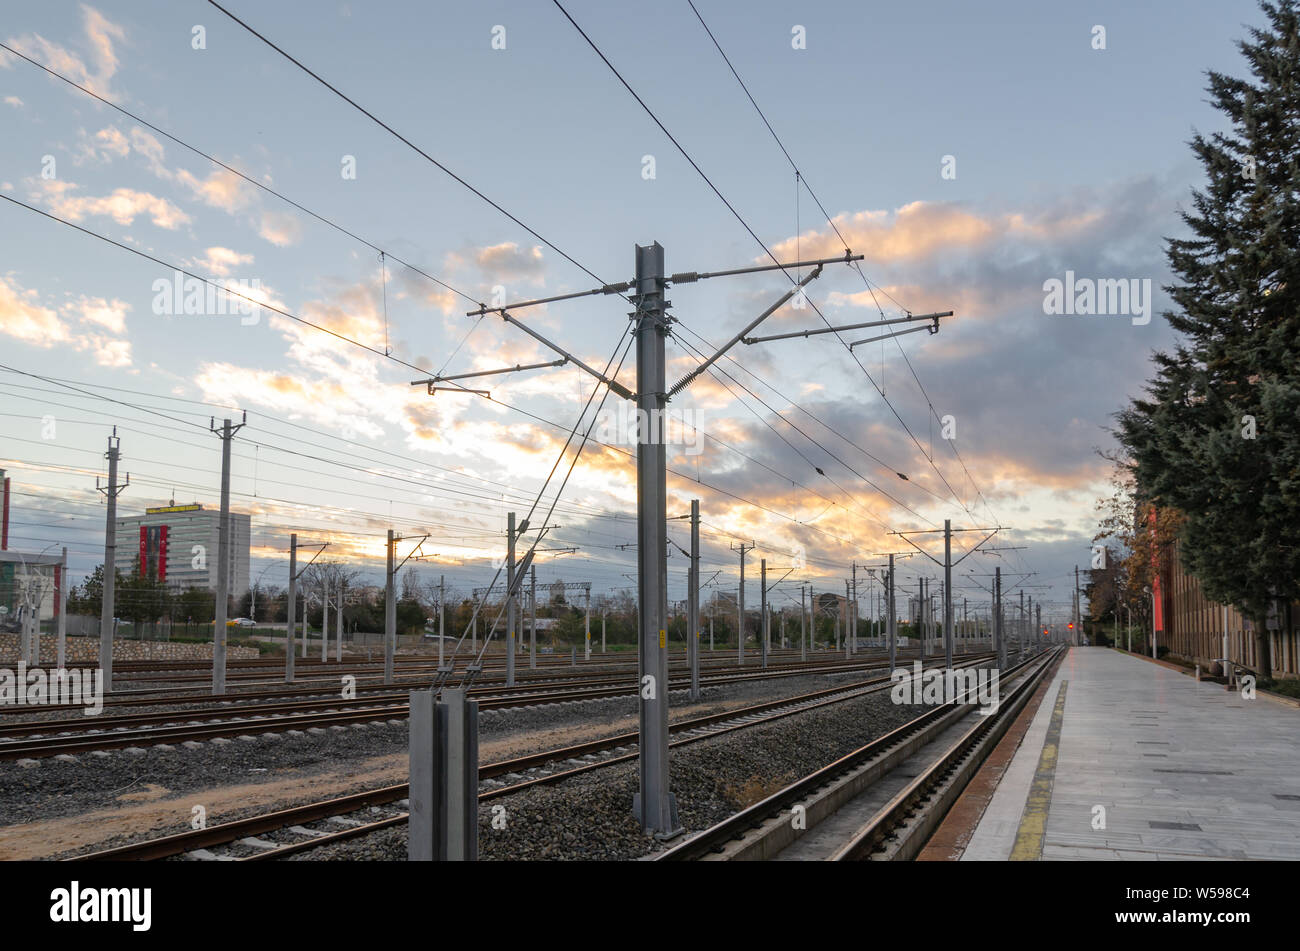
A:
[[0, 0, 1267, 625]]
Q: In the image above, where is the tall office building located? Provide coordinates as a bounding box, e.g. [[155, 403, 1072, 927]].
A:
[[114, 504, 250, 597]]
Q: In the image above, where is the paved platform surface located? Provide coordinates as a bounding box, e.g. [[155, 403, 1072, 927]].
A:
[[962, 647, 1300, 860]]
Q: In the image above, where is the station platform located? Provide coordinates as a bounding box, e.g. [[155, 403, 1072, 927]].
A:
[[946, 647, 1300, 861]]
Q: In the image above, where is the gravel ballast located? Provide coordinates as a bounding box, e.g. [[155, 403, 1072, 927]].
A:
[[297, 688, 929, 861], [0, 665, 895, 859]]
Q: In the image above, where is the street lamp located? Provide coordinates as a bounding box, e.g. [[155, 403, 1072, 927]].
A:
[[1144, 585, 1155, 658]]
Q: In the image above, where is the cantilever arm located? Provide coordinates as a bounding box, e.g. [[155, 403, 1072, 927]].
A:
[[667, 265, 824, 398], [414, 358, 568, 386], [495, 310, 633, 399], [747, 311, 953, 346], [952, 530, 1002, 567]]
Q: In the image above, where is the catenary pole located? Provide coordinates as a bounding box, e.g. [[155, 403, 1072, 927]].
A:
[[97, 430, 128, 693], [384, 529, 396, 684], [211, 415, 246, 695], [506, 512, 517, 687], [943, 519, 953, 668], [688, 499, 700, 700], [632, 242, 677, 834]]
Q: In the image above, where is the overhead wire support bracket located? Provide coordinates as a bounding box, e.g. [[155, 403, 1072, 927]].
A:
[[465, 282, 635, 317], [666, 264, 826, 399], [746, 311, 953, 346], [667, 250, 862, 284], [424, 385, 490, 396], [849, 311, 951, 349], [890, 526, 1002, 568], [478, 308, 634, 400], [411, 358, 568, 388]]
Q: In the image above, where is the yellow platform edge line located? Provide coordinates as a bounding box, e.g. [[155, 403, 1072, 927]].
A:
[[1009, 680, 1068, 861]]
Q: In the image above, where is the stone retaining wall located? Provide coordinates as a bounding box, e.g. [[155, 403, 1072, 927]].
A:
[[0, 633, 260, 664]]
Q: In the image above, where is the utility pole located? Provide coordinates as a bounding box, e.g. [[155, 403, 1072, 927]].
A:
[[891, 523, 999, 664], [886, 555, 897, 672], [584, 586, 591, 660], [210, 414, 246, 695], [1074, 564, 1081, 647], [321, 571, 330, 663], [918, 578, 927, 656], [439, 574, 445, 670], [994, 566, 1004, 670], [1019, 590, 1026, 660], [285, 536, 326, 678], [602, 609, 606, 653], [631, 242, 675, 834], [760, 558, 768, 668], [507, 512, 518, 687], [529, 562, 537, 670], [943, 519, 953, 668], [800, 583, 807, 662], [850, 562, 858, 657], [432, 242, 911, 836], [1036, 602, 1042, 651], [385, 532, 396, 683], [336, 577, 344, 662], [56, 547, 68, 670], [732, 540, 754, 666], [688, 499, 700, 701], [844, 579, 852, 659], [96, 429, 128, 693]]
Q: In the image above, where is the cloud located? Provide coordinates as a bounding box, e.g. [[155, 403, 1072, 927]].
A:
[[76, 333, 131, 367], [0, 277, 134, 366], [0, 276, 71, 346], [195, 364, 388, 438], [771, 197, 1119, 275], [67, 295, 129, 334], [188, 246, 255, 278], [3, 96, 22, 108], [127, 127, 167, 174], [174, 167, 255, 213], [474, 242, 545, 282], [29, 178, 190, 229], [2, 5, 127, 98], [258, 210, 303, 246], [73, 125, 131, 163]]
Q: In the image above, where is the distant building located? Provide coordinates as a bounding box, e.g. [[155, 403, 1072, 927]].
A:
[[0, 549, 62, 632], [816, 591, 846, 618], [114, 503, 250, 596]]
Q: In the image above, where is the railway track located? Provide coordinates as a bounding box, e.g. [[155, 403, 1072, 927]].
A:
[[0, 649, 889, 716], [655, 647, 1063, 861], [3, 653, 962, 760], [71, 654, 993, 861]]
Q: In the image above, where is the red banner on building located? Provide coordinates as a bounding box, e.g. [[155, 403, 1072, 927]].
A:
[[139, 524, 168, 581], [1150, 507, 1165, 635]]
